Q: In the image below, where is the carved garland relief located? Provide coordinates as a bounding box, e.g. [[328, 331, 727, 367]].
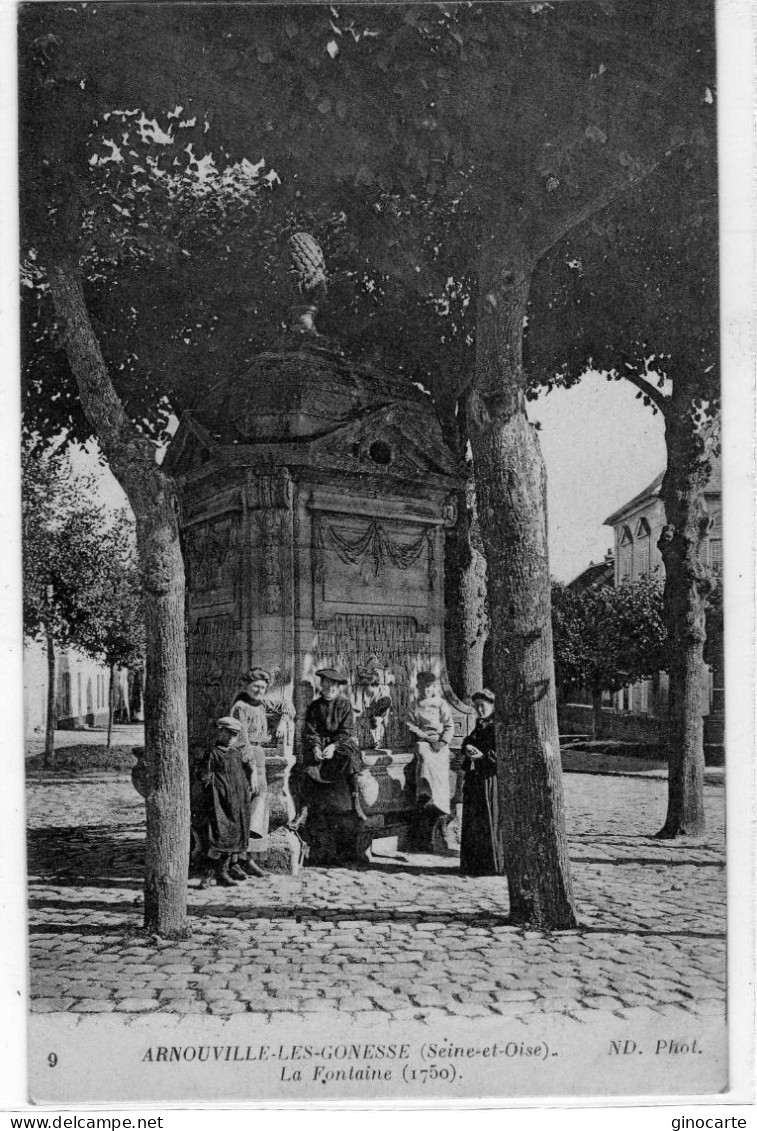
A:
[[312, 512, 438, 591]]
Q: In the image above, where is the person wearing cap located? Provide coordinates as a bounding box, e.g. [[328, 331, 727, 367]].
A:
[[459, 690, 505, 876], [407, 671, 455, 842], [352, 657, 393, 750], [196, 716, 251, 888], [289, 667, 368, 829], [230, 667, 287, 878]]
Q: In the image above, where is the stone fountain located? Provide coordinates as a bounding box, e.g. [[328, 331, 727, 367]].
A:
[[163, 237, 474, 872]]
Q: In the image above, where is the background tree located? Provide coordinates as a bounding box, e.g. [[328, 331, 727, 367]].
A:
[[74, 513, 146, 749], [22, 446, 109, 766], [527, 142, 718, 837], [551, 575, 668, 740], [19, 1, 715, 928]]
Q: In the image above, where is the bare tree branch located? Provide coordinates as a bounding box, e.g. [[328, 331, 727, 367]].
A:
[[534, 155, 673, 263], [619, 369, 670, 413]]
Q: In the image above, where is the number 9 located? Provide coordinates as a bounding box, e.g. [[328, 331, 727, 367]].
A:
[[48, 1053, 57, 1068]]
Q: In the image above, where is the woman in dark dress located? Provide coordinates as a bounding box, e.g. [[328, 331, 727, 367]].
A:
[[288, 668, 368, 830], [459, 689, 505, 877]]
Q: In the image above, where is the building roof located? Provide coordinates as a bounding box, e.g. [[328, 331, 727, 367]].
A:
[[603, 456, 721, 528], [603, 472, 664, 527], [566, 556, 615, 592]]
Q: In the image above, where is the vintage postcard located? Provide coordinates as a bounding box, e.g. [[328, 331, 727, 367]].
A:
[[3, 0, 754, 1111]]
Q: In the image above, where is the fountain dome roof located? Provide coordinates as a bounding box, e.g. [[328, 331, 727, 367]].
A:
[[214, 335, 434, 443]]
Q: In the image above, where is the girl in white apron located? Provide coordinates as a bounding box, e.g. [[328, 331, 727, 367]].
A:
[[407, 671, 454, 819]]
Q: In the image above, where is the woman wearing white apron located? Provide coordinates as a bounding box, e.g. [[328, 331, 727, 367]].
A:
[[407, 671, 455, 833], [230, 666, 282, 877]]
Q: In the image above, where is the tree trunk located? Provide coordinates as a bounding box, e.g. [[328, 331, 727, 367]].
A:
[[468, 249, 577, 930], [448, 510, 487, 698], [437, 400, 487, 700], [107, 663, 115, 750], [656, 400, 711, 839], [44, 622, 56, 769], [134, 668, 145, 721], [590, 689, 604, 741], [139, 506, 190, 935], [47, 256, 190, 937]]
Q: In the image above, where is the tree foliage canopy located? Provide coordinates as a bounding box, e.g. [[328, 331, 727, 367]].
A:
[[23, 447, 144, 667], [525, 145, 719, 450], [23, 446, 108, 648], [73, 512, 146, 672], [551, 573, 668, 697], [20, 1, 716, 445], [22, 3, 714, 198]]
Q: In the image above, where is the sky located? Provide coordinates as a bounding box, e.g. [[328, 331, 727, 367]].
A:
[[68, 368, 667, 585], [529, 372, 666, 581]]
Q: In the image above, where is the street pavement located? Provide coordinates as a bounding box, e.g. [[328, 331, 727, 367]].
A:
[[560, 745, 725, 784], [25, 745, 726, 1025]]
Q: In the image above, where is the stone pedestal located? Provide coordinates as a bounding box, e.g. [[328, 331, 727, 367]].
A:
[[250, 731, 303, 874], [264, 826, 309, 874]]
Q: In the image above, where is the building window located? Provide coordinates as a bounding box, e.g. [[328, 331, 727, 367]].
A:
[[635, 518, 651, 578], [709, 538, 722, 573], [712, 664, 725, 714], [640, 679, 650, 713], [619, 526, 633, 581], [60, 672, 71, 717]]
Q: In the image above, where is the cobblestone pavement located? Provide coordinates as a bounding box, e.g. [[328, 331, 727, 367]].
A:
[[26, 769, 726, 1024]]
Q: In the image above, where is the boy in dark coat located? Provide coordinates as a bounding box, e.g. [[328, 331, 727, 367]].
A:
[[197, 716, 251, 888]]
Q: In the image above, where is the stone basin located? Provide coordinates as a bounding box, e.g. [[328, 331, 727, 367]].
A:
[[297, 748, 463, 866]]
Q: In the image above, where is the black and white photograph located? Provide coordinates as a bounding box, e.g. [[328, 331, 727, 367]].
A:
[[3, 0, 754, 1111]]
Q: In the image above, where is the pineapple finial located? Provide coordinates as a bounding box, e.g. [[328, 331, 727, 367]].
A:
[[287, 232, 327, 333]]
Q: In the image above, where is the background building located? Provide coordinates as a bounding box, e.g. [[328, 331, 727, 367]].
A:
[[24, 639, 134, 737], [560, 462, 724, 758]]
